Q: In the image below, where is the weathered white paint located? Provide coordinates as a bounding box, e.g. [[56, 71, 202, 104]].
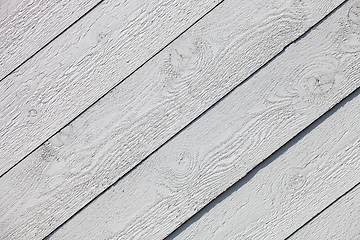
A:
[[169, 88, 360, 239], [47, 1, 360, 239], [0, 1, 347, 239], [289, 184, 360, 239], [0, 0, 100, 80], [0, 0, 222, 175]]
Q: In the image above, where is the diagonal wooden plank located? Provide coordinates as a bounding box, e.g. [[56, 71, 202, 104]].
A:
[[0, 0, 347, 239], [288, 183, 360, 239], [168, 85, 360, 240], [45, 1, 360, 239], [0, 0, 101, 80], [0, 0, 222, 175]]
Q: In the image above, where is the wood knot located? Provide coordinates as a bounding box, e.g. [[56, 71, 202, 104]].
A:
[[169, 43, 197, 72], [26, 108, 38, 124], [349, 3, 360, 24], [303, 73, 334, 95], [283, 167, 306, 194], [155, 147, 198, 189], [174, 151, 194, 172], [168, 38, 210, 74], [40, 141, 57, 162], [28, 109, 37, 117], [98, 32, 109, 43]]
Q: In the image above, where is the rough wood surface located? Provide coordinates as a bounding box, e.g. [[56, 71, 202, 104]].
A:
[[0, 0, 100, 80], [0, 0, 222, 175], [289, 184, 360, 239], [169, 87, 360, 239], [0, 0, 346, 239], [47, 1, 360, 239]]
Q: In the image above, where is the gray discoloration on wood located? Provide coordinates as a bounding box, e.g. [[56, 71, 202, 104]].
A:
[[289, 184, 360, 239], [45, 1, 360, 239], [0, 0, 347, 239], [0, 0, 222, 175], [0, 0, 100, 80]]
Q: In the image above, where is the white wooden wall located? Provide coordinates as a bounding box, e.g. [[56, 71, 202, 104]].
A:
[[1, 0, 360, 239]]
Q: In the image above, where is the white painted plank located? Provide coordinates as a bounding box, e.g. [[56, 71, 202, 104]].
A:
[[0, 0, 100, 80], [47, 1, 360, 239], [0, 0, 347, 239], [289, 184, 360, 239], [169, 90, 360, 240], [0, 0, 222, 175]]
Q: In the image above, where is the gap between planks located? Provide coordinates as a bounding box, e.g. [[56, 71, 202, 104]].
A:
[[0, 0, 344, 178], [168, 83, 360, 240], [46, 0, 360, 238], [0, 0, 225, 177], [288, 181, 360, 239], [0, 0, 102, 81], [0, 0, 348, 238], [45, 1, 351, 237], [285, 181, 360, 239], [164, 2, 360, 237]]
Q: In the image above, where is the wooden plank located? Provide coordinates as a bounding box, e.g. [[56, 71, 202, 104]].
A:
[[289, 184, 360, 239], [0, 0, 346, 238], [0, 0, 101, 80], [46, 1, 360, 239], [0, 0, 222, 175], [169, 89, 360, 238]]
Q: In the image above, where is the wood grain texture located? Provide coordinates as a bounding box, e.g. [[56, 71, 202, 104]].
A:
[[0, 0, 100, 80], [0, 0, 222, 175], [47, 1, 360, 239], [289, 184, 360, 239], [0, 0, 347, 239], [170, 82, 360, 238]]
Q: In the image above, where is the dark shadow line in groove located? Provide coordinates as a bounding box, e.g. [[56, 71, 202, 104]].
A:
[[0, 0, 225, 179], [165, 86, 360, 240], [42, 0, 349, 239], [0, 0, 105, 83], [165, 0, 351, 239], [285, 181, 360, 239]]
